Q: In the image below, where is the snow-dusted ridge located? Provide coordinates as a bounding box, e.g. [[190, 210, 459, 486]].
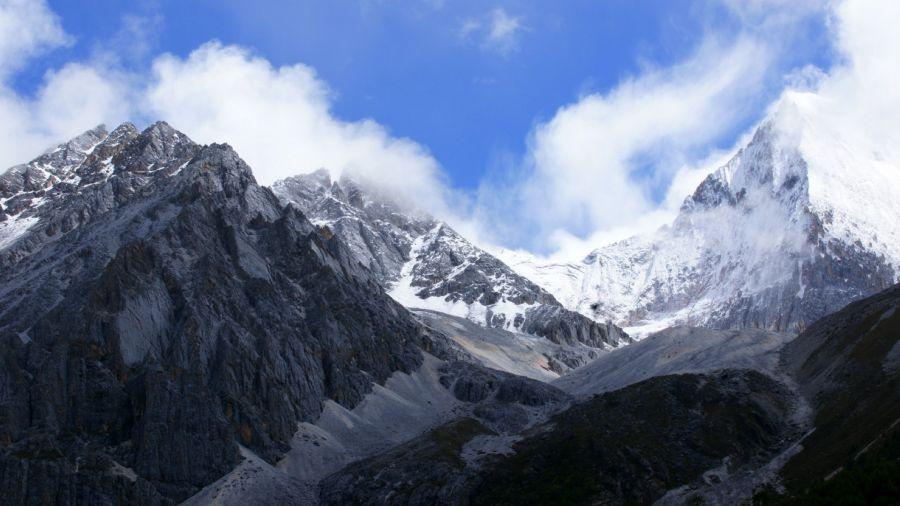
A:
[[0, 121, 197, 266], [273, 171, 631, 350]]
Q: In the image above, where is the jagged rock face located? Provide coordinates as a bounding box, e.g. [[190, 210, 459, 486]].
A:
[[509, 113, 898, 335], [271, 169, 433, 285], [273, 171, 631, 349], [0, 124, 426, 504], [0, 123, 196, 267]]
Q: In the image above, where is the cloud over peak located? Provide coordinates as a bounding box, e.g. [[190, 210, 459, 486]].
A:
[[145, 41, 450, 212]]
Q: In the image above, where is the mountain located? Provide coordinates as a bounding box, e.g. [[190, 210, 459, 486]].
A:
[[552, 326, 793, 398], [0, 123, 193, 262], [506, 94, 900, 335], [0, 123, 437, 503], [413, 309, 604, 380], [1, 120, 896, 505], [272, 171, 630, 352], [0, 123, 587, 505], [323, 369, 800, 505], [308, 283, 900, 505]]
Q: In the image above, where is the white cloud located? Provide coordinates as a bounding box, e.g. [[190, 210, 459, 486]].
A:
[[0, 3, 457, 224], [763, 0, 900, 262], [473, 37, 773, 256], [0, 0, 70, 75], [2, 0, 895, 264], [490, 0, 900, 261], [816, 0, 900, 155], [144, 42, 454, 215], [0, 0, 129, 171], [460, 7, 523, 56]]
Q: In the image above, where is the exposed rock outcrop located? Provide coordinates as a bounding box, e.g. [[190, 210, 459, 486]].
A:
[[0, 124, 428, 503]]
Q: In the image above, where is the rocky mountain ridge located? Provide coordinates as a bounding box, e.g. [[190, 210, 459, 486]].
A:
[[0, 123, 433, 503], [314, 283, 899, 505], [273, 171, 631, 351]]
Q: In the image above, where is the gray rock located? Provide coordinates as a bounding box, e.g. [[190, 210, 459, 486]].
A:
[[438, 361, 568, 408], [0, 124, 431, 503]]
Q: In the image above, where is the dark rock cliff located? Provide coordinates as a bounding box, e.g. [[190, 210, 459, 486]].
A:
[[0, 124, 427, 504]]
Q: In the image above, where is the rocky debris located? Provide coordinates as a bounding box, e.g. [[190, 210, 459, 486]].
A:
[[412, 308, 602, 381], [0, 124, 429, 504], [553, 326, 794, 398], [312, 287, 900, 506], [181, 447, 317, 506], [438, 361, 568, 409], [319, 418, 493, 506], [318, 362, 570, 506]]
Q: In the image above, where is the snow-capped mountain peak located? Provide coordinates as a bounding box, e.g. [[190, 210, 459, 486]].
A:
[[507, 95, 899, 335]]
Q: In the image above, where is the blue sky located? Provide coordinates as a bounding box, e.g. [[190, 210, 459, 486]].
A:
[[1, 0, 845, 254], [30, 0, 831, 191]]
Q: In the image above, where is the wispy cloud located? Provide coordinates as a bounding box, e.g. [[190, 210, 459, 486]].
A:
[[460, 7, 524, 56], [473, 36, 774, 255], [475, 0, 900, 259], [144, 42, 451, 214]]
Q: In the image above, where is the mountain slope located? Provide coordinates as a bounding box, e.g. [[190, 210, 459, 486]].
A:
[[307, 285, 898, 505], [318, 369, 798, 505], [0, 124, 429, 504], [552, 326, 793, 398], [273, 171, 630, 350], [778, 282, 900, 493], [508, 95, 899, 334], [413, 309, 603, 381]]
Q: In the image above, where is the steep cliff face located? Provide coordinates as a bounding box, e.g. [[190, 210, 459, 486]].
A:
[[0, 124, 427, 504], [273, 172, 630, 349], [507, 96, 898, 335]]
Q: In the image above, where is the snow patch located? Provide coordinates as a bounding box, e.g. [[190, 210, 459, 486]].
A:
[[0, 215, 39, 251]]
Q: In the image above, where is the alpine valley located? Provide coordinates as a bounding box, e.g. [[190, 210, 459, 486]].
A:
[[0, 98, 898, 505]]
